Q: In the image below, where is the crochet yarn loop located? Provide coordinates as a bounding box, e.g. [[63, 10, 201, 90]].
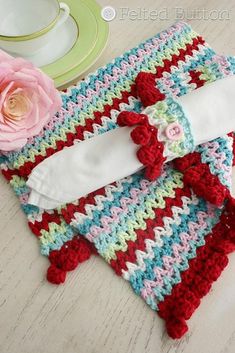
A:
[[47, 237, 97, 284]]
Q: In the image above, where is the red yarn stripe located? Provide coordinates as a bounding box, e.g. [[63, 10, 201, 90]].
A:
[[158, 199, 235, 339], [28, 211, 62, 237], [110, 185, 192, 275], [1, 168, 20, 181]]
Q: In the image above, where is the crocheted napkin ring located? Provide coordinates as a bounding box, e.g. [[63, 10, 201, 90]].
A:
[[117, 76, 195, 180]]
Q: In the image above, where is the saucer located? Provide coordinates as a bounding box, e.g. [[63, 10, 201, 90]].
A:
[[43, 0, 109, 88], [6, 0, 109, 88]]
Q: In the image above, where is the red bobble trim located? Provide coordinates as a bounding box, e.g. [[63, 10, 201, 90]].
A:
[[47, 265, 66, 285], [166, 317, 188, 339], [145, 155, 166, 180], [220, 196, 235, 235], [117, 110, 166, 181], [225, 196, 235, 216], [173, 152, 201, 172], [47, 237, 95, 285], [130, 125, 151, 145], [183, 164, 228, 206], [174, 152, 229, 207], [137, 145, 157, 165], [116, 70, 169, 180], [158, 195, 235, 339], [117, 111, 147, 127], [49, 248, 79, 271], [135, 72, 165, 107]]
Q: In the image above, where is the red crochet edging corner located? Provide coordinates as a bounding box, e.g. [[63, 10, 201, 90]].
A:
[[135, 72, 165, 107], [158, 196, 235, 339], [173, 152, 229, 207], [47, 237, 97, 285]]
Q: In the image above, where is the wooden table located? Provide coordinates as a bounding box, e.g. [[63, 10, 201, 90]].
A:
[[1, 1, 235, 352]]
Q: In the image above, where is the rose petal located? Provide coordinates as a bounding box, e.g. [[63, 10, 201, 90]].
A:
[[0, 136, 27, 151], [23, 97, 40, 129], [0, 66, 13, 87], [4, 71, 37, 87], [0, 81, 15, 107]]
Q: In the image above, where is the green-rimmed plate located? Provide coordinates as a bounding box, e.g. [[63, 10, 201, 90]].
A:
[[41, 0, 109, 88]]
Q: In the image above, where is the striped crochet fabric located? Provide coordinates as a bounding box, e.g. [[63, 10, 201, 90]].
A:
[[1, 21, 235, 339]]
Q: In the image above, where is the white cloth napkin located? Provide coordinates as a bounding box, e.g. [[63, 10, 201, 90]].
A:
[[26, 75, 235, 209]]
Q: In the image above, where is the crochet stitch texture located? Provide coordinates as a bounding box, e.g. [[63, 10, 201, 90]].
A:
[[1, 22, 235, 339]]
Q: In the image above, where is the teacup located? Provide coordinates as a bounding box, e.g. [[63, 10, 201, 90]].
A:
[[0, 0, 70, 56]]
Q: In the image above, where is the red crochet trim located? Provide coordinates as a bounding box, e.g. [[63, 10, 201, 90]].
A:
[[47, 237, 97, 285], [173, 152, 229, 206], [135, 72, 165, 107], [158, 195, 235, 339], [117, 111, 166, 180], [1, 168, 20, 181]]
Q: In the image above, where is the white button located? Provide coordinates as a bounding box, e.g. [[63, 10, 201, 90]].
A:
[[101, 6, 116, 22]]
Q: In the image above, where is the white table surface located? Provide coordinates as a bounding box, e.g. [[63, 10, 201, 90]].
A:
[[1, 1, 235, 352]]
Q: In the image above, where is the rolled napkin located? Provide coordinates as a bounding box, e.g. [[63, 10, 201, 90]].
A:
[[26, 74, 235, 209]]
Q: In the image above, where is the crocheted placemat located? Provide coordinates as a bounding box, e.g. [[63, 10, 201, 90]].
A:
[[1, 21, 235, 339]]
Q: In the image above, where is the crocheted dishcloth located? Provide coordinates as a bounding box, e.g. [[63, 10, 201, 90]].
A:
[[1, 21, 235, 339]]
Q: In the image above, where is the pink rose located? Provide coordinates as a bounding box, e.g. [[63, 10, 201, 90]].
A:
[[0, 50, 62, 151]]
